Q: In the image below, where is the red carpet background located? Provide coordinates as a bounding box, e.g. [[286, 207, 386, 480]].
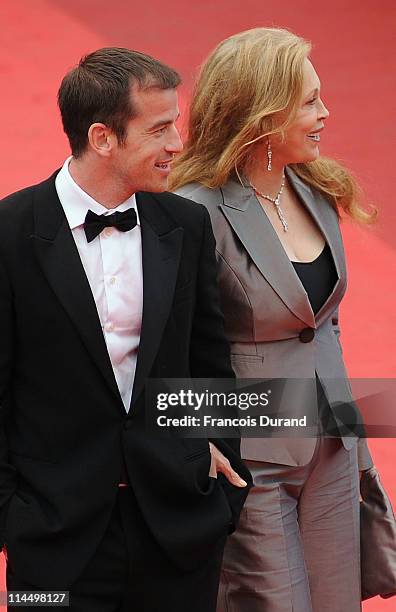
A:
[[1, 0, 395, 609]]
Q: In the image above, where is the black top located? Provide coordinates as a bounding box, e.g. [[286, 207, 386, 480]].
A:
[[292, 243, 339, 430], [291, 243, 337, 314]]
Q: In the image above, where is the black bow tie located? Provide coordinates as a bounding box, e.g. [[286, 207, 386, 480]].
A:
[[83, 208, 137, 243]]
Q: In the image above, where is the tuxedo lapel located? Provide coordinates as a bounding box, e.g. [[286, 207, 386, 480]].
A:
[[30, 174, 123, 409], [131, 192, 184, 405]]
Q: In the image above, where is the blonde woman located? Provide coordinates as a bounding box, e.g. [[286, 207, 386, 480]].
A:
[[171, 28, 375, 612]]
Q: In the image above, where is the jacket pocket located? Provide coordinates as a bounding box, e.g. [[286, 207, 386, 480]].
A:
[[184, 448, 210, 462], [183, 439, 210, 462], [231, 353, 264, 362]]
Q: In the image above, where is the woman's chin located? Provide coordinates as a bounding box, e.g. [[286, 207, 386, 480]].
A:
[[297, 149, 320, 164]]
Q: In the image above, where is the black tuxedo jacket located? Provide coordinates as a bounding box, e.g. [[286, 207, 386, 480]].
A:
[[0, 172, 252, 589]]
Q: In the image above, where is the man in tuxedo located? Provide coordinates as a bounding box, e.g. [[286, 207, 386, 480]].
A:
[[0, 48, 251, 611]]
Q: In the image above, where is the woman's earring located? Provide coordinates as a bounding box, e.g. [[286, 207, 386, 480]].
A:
[[267, 138, 272, 172]]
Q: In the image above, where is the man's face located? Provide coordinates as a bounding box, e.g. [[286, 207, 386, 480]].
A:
[[112, 85, 183, 193]]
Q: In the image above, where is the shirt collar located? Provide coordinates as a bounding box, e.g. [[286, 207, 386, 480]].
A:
[[55, 156, 140, 230]]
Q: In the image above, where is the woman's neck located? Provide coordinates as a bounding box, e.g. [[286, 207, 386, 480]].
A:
[[244, 158, 286, 199]]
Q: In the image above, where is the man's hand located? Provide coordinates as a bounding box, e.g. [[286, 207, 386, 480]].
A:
[[209, 442, 247, 487]]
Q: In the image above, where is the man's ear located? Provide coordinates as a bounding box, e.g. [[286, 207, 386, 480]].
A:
[[87, 123, 117, 157]]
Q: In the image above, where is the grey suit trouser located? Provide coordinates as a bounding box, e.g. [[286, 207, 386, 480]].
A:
[[217, 437, 361, 612]]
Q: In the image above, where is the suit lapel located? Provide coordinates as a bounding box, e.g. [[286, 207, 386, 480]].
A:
[[30, 173, 123, 410], [219, 168, 346, 328], [220, 178, 315, 327], [131, 192, 184, 405], [286, 168, 347, 325]]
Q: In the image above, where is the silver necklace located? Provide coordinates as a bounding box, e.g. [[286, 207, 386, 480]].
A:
[[249, 173, 288, 231]]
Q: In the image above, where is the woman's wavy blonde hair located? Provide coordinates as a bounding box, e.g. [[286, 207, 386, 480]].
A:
[[170, 27, 375, 223]]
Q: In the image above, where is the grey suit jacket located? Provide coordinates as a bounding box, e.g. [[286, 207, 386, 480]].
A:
[[175, 167, 372, 468]]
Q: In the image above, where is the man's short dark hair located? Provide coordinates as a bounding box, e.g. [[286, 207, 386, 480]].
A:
[[58, 47, 181, 157]]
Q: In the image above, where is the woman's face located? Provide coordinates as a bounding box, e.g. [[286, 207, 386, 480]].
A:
[[263, 58, 330, 167]]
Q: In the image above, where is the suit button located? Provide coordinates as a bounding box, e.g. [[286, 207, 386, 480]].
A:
[[299, 327, 315, 343], [124, 420, 132, 430]]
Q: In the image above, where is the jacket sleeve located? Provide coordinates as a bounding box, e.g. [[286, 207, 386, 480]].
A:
[[189, 206, 238, 454], [332, 307, 373, 471], [189, 207, 235, 380], [189, 207, 253, 527], [0, 254, 18, 550]]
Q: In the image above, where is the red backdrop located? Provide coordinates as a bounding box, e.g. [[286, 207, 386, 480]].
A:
[[1, 1, 395, 609]]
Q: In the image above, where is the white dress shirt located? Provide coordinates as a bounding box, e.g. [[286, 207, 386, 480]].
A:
[[55, 157, 143, 412]]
